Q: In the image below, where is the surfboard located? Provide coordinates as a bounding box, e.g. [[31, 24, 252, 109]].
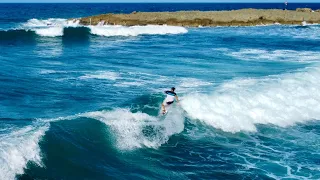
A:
[[160, 103, 171, 116], [162, 110, 168, 116], [160, 90, 177, 116]]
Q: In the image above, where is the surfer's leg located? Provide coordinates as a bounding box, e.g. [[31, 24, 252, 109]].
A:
[[161, 104, 165, 111], [161, 102, 166, 113]]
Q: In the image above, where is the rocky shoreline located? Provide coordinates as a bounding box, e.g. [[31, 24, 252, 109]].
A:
[[79, 8, 320, 27]]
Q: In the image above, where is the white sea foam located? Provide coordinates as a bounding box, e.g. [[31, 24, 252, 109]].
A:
[[40, 61, 64, 65], [21, 19, 187, 37], [89, 25, 188, 37], [22, 18, 66, 37], [231, 24, 320, 40], [22, 18, 80, 37], [113, 81, 145, 87], [34, 26, 64, 37], [23, 18, 67, 28], [79, 71, 119, 80], [178, 78, 212, 88], [181, 66, 320, 133], [0, 122, 49, 180], [83, 108, 184, 150], [39, 69, 57, 74], [226, 49, 320, 63], [39, 69, 67, 74], [66, 19, 80, 27]]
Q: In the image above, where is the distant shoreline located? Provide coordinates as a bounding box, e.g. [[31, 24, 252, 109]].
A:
[[79, 8, 320, 27]]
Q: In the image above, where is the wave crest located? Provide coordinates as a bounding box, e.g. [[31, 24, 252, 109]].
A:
[[0, 122, 49, 180], [89, 25, 188, 37], [83, 108, 184, 150], [1, 18, 188, 38], [181, 66, 320, 133]]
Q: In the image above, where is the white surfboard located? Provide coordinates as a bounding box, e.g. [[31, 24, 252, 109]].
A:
[[160, 101, 176, 116]]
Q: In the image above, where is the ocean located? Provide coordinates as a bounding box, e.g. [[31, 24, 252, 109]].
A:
[[1, 3, 320, 180]]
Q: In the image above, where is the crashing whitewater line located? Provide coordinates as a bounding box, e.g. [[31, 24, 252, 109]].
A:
[[21, 18, 80, 37], [38, 106, 185, 150], [0, 122, 49, 180], [181, 65, 320, 133], [17, 18, 188, 37], [34, 27, 64, 37], [88, 25, 188, 37], [83, 108, 185, 150]]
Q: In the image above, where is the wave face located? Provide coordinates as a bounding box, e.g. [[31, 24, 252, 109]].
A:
[[0, 120, 49, 180], [83, 108, 184, 150], [0, 18, 187, 41], [1, 6, 320, 180], [182, 66, 320, 133]]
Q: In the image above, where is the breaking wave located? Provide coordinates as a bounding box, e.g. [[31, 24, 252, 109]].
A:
[[0, 121, 49, 180], [89, 25, 188, 37], [83, 108, 185, 150], [181, 66, 320, 133], [0, 18, 188, 40]]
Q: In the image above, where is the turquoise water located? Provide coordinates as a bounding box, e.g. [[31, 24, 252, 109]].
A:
[[1, 3, 320, 180]]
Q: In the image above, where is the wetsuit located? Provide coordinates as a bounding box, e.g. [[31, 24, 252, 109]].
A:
[[163, 91, 176, 105]]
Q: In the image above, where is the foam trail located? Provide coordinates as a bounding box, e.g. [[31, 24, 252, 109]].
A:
[[79, 71, 119, 80], [228, 49, 320, 62], [66, 19, 80, 27], [23, 18, 67, 28], [0, 122, 49, 180], [20, 19, 187, 37], [83, 108, 184, 150], [89, 25, 188, 37], [34, 27, 63, 37], [181, 66, 320, 133], [22, 18, 80, 37]]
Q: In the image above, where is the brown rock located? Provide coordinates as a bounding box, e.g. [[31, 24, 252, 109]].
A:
[[79, 9, 320, 27], [296, 8, 312, 12]]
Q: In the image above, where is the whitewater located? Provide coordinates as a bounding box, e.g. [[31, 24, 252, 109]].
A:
[[1, 3, 320, 180]]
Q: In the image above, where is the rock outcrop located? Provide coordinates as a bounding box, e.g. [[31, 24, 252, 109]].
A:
[[79, 9, 320, 27], [296, 8, 312, 12]]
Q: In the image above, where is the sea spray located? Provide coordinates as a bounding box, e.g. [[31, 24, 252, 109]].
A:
[[34, 27, 64, 37], [83, 107, 184, 150], [0, 122, 49, 180], [181, 66, 320, 133], [89, 25, 188, 37]]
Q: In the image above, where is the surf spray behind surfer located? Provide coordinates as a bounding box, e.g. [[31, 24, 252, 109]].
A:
[[161, 87, 179, 114]]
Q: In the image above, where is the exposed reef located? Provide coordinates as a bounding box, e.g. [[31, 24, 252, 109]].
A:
[[79, 9, 320, 27]]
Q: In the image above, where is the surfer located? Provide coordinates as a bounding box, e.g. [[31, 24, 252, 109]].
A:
[[161, 87, 179, 114]]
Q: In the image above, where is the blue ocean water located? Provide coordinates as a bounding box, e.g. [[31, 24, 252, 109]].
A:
[[1, 3, 320, 180]]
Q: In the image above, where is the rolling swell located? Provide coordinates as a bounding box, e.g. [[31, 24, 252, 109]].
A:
[[0, 25, 187, 45], [18, 118, 118, 179], [2, 8, 320, 179], [8, 88, 320, 179], [18, 115, 186, 179], [62, 27, 91, 44], [0, 27, 91, 43], [0, 29, 36, 45], [19, 94, 186, 179], [181, 65, 320, 133], [63, 27, 90, 38], [0, 119, 49, 180]]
